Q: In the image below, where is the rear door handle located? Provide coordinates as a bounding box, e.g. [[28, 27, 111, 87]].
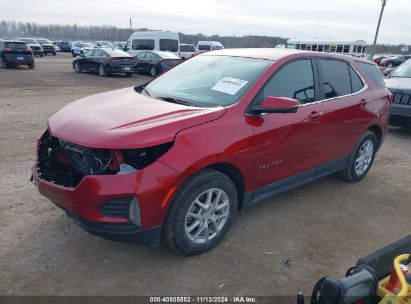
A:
[[308, 111, 323, 119]]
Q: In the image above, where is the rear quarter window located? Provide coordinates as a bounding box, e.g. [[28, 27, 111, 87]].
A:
[[317, 59, 351, 98], [356, 62, 385, 87]]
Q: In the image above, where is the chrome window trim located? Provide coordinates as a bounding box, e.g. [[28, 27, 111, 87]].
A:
[[299, 61, 368, 108]]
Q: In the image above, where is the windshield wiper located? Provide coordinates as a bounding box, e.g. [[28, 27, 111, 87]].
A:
[[155, 96, 197, 107], [141, 87, 151, 96]]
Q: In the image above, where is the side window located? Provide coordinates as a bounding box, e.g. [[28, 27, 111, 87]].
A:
[[137, 52, 146, 59], [261, 59, 316, 105], [93, 50, 105, 57], [84, 49, 93, 57], [317, 59, 351, 99], [146, 53, 155, 59], [348, 66, 364, 93], [132, 39, 155, 50], [356, 62, 385, 87]]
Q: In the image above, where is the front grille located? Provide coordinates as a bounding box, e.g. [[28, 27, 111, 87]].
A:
[[392, 93, 411, 105], [31, 46, 41, 50], [99, 197, 132, 219]]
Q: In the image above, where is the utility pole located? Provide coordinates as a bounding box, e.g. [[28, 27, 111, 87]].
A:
[[371, 0, 387, 59], [129, 18, 133, 31]]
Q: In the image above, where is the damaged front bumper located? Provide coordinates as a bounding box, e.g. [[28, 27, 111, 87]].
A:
[[32, 130, 180, 245]]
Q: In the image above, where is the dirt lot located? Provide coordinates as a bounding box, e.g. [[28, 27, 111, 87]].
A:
[[0, 53, 410, 296]]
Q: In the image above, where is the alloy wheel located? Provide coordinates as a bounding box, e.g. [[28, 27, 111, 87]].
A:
[[354, 139, 374, 176], [184, 188, 230, 244]]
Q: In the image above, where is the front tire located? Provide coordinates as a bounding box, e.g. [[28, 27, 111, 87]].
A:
[[52, 52, 56, 56], [164, 169, 238, 255], [337, 131, 377, 182], [125, 72, 133, 77], [74, 62, 82, 73]]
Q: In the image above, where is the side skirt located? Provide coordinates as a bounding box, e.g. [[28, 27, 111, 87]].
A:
[[243, 154, 350, 208]]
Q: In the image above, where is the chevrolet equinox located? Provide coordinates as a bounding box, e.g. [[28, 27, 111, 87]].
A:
[[32, 49, 391, 255]]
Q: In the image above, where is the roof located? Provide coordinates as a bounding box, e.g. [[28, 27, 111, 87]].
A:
[[200, 48, 304, 61]]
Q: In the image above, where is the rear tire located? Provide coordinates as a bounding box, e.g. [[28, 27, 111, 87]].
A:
[[150, 66, 157, 77], [28, 63, 35, 69], [337, 131, 377, 182], [125, 72, 133, 77], [40, 54, 44, 57], [52, 52, 56, 56], [164, 169, 238, 255], [98, 64, 108, 77], [0, 60, 7, 69]]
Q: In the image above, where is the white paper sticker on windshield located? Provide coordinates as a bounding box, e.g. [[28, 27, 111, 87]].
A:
[[211, 77, 248, 95]]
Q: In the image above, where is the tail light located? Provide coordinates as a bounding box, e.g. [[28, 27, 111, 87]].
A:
[[158, 59, 165, 64], [388, 93, 393, 103], [3, 48, 12, 51], [108, 57, 120, 62], [27, 47, 33, 52]]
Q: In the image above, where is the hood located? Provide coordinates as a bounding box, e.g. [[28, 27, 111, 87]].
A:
[[385, 77, 411, 93], [27, 44, 42, 47], [48, 87, 226, 149]]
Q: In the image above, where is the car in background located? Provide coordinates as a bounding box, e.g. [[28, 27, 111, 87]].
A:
[[385, 60, 411, 128], [57, 41, 72, 52], [124, 31, 180, 57], [71, 42, 95, 57], [135, 50, 182, 76], [373, 55, 386, 65], [19, 38, 43, 57], [196, 41, 224, 53], [36, 38, 57, 55], [96, 41, 114, 48], [0, 40, 34, 69], [380, 55, 411, 68], [113, 41, 126, 50], [72, 47, 135, 77], [179, 44, 196, 59], [33, 49, 390, 255]]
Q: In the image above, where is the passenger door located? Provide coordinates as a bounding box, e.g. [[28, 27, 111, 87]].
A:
[[135, 52, 147, 72], [316, 58, 375, 161], [79, 49, 94, 71], [249, 59, 328, 189], [91, 49, 106, 72]]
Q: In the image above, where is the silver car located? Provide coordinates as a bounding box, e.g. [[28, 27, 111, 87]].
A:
[[385, 59, 411, 128]]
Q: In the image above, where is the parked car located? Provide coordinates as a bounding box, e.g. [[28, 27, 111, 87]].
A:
[[196, 41, 224, 53], [135, 50, 182, 77], [380, 55, 411, 68], [373, 55, 386, 65], [32, 49, 390, 255], [0, 40, 34, 69], [113, 41, 126, 50], [96, 41, 113, 48], [19, 38, 43, 57], [72, 48, 135, 77], [71, 42, 95, 57], [57, 41, 72, 52], [179, 44, 196, 59], [384, 60, 411, 128], [36, 38, 57, 55], [124, 31, 180, 57]]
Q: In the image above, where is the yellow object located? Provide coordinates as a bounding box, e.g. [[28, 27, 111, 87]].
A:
[[377, 254, 411, 304]]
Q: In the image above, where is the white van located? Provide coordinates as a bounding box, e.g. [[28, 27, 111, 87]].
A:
[[179, 44, 196, 59], [124, 31, 180, 57], [196, 41, 224, 53]]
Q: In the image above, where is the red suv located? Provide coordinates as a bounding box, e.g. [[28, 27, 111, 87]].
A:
[[32, 49, 391, 255]]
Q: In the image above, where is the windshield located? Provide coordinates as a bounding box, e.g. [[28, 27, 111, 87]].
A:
[[390, 60, 411, 78], [21, 38, 38, 44], [37, 39, 52, 44], [78, 43, 93, 48], [143, 55, 271, 107]]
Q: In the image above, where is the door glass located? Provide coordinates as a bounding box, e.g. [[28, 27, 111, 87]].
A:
[[261, 59, 315, 104], [348, 66, 364, 93], [317, 59, 351, 98]]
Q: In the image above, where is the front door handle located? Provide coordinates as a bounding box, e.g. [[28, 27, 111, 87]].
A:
[[308, 111, 323, 119], [360, 99, 370, 106]]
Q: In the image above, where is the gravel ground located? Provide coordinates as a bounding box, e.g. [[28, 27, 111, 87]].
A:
[[0, 53, 410, 296]]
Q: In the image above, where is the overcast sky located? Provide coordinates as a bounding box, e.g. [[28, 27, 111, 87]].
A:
[[2, 0, 410, 44]]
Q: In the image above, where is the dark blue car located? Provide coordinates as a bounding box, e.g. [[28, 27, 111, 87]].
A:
[[135, 51, 182, 77]]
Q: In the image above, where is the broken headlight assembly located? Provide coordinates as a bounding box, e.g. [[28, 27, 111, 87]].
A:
[[36, 130, 173, 187]]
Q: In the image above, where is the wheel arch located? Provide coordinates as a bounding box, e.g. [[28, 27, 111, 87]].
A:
[[367, 124, 382, 148]]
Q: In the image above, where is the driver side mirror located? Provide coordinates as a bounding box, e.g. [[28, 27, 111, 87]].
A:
[[249, 96, 300, 115]]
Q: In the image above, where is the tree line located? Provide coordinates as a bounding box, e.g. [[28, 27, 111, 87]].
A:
[[0, 20, 409, 54]]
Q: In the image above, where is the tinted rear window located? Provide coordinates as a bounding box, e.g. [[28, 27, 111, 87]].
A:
[[356, 62, 385, 87], [5, 42, 27, 49], [318, 59, 351, 99]]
